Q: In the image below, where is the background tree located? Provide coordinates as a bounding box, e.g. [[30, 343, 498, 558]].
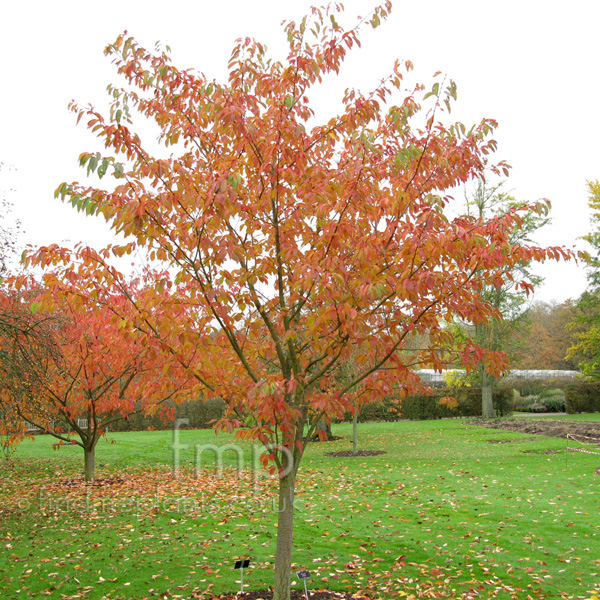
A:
[[508, 300, 577, 370], [0, 162, 29, 455], [456, 181, 551, 416], [0, 277, 189, 481], [341, 329, 434, 453], [567, 180, 600, 377], [0, 286, 61, 461], [26, 4, 575, 598]]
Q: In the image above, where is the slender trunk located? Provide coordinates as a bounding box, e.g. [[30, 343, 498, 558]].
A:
[[316, 420, 332, 440], [273, 470, 297, 600], [481, 369, 494, 418], [84, 444, 96, 482], [352, 410, 358, 453]]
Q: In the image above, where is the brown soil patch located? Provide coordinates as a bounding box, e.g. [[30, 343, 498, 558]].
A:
[[465, 418, 600, 440], [214, 593, 367, 599], [325, 450, 386, 457], [49, 476, 126, 488]]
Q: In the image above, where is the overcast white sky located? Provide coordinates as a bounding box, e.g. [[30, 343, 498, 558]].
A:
[[1, 0, 598, 303]]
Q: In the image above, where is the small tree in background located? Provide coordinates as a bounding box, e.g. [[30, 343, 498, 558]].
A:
[[0, 287, 59, 462], [26, 4, 576, 597], [0, 162, 27, 459], [0, 277, 189, 481], [456, 181, 551, 416], [568, 180, 600, 377]]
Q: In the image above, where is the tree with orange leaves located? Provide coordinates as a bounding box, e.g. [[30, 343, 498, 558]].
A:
[[27, 3, 575, 596], [0, 278, 188, 481]]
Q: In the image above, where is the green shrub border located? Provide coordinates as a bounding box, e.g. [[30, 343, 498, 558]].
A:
[[108, 397, 225, 432], [342, 387, 513, 422], [565, 382, 600, 414], [106, 386, 517, 432]]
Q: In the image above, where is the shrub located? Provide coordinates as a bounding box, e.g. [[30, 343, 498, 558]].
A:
[[397, 387, 513, 420], [514, 394, 565, 413], [539, 387, 566, 399], [332, 388, 515, 423], [541, 396, 566, 412], [565, 382, 600, 413], [351, 398, 401, 423], [399, 392, 459, 420], [514, 394, 538, 412], [489, 387, 514, 417], [108, 398, 225, 432], [510, 380, 546, 398], [508, 378, 577, 398]]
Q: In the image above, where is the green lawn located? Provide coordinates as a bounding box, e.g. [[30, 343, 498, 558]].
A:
[[1, 418, 600, 599]]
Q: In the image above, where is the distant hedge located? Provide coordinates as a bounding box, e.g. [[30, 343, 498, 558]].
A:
[[398, 387, 513, 420], [343, 387, 513, 422], [105, 386, 514, 432], [108, 398, 226, 432], [565, 382, 600, 414]]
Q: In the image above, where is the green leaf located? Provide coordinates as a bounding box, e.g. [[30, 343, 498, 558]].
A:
[[87, 155, 98, 176], [394, 146, 421, 168], [54, 182, 67, 199], [97, 159, 108, 179], [227, 174, 242, 190], [70, 194, 82, 211], [284, 96, 295, 109], [424, 82, 440, 100]]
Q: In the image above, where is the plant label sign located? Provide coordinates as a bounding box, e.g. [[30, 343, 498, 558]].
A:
[[234, 560, 250, 569], [234, 559, 250, 594], [297, 570, 311, 599]]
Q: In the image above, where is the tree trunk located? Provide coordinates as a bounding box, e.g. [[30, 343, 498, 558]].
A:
[[352, 410, 358, 453], [316, 419, 332, 440], [84, 445, 96, 482], [273, 470, 297, 600], [481, 369, 494, 418]]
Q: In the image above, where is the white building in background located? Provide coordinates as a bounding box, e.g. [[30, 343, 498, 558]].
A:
[[416, 369, 581, 385]]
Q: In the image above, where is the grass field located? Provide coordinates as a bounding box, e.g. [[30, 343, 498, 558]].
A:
[[1, 417, 600, 599]]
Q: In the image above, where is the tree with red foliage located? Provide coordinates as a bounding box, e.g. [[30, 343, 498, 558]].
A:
[[26, 3, 575, 596], [0, 278, 188, 481]]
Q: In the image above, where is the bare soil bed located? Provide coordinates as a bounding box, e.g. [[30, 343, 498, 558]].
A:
[[325, 450, 386, 457], [213, 592, 367, 599], [465, 417, 600, 440]]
